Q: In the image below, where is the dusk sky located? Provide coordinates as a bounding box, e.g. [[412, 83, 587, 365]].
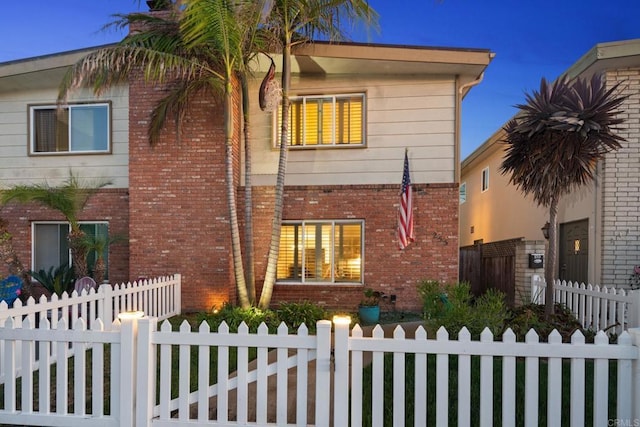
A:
[[2, 0, 639, 157]]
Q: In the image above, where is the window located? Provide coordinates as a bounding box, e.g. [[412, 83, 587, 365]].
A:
[[277, 221, 363, 283], [33, 222, 109, 278], [459, 182, 467, 204], [481, 167, 489, 192], [275, 94, 365, 147], [30, 103, 110, 154]]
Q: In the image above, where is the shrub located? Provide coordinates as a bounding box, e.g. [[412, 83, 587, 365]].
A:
[[419, 280, 507, 339], [276, 301, 327, 333], [196, 303, 280, 333], [28, 264, 75, 297]]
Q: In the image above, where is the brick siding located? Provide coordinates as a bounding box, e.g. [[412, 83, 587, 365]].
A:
[[601, 69, 640, 287]]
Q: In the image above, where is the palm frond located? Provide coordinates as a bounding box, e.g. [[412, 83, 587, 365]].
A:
[[500, 75, 628, 207]]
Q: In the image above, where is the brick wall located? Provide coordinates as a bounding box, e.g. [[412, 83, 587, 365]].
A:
[[127, 71, 242, 312], [514, 240, 546, 306], [0, 189, 130, 287], [245, 183, 459, 312], [601, 68, 640, 287]]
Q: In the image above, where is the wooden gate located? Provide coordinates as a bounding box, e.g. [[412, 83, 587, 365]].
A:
[[460, 239, 517, 306]]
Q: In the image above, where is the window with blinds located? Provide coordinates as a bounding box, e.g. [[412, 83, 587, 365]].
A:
[[275, 94, 365, 147], [277, 220, 363, 283]]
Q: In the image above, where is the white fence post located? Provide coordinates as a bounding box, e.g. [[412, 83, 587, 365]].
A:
[[173, 274, 181, 316], [629, 328, 640, 424], [118, 311, 143, 427], [332, 316, 350, 426], [531, 274, 544, 304], [315, 320, 332, 427], [135, 317, 157, 427]]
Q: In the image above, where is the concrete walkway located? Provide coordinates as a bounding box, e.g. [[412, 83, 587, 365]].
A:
[[190, 321, 425, 424]]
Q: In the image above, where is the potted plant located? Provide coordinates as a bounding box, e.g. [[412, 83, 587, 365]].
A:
[[358, 288, 382, 325]]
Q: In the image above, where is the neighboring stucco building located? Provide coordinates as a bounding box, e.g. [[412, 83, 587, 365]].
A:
[[460, 38, 640, 301], [0, 18, 493, 312]]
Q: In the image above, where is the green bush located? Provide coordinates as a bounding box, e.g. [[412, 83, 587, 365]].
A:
[[418, 280, 507, 339], [196, 303, 280, 333], [276, 301, 327, 333]]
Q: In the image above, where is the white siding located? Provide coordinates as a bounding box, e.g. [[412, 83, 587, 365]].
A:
[[248, 75, 456, 186], [0, 85, 129, 188]]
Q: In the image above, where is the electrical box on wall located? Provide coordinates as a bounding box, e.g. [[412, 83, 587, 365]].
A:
[[529, 254, 544, 269]]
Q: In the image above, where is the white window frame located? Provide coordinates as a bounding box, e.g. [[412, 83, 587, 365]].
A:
[[481, 167, 490, 192], [277, 219, 364, 285], [459, 182, 467, 204], [29, 102, 111, 155], [273, 93, 366, 148]]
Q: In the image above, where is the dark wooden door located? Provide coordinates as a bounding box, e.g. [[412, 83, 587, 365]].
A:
[[559, 219, 589, 284]]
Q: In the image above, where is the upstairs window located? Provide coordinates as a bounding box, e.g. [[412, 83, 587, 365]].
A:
[[275, 94, 365, 147], [481, 167, 490, 192], [277, 220, 363, 283], [30, 103, 110, 154]]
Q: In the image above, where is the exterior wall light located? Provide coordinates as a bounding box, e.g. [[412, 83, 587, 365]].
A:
[[541, 222, 550, 240]]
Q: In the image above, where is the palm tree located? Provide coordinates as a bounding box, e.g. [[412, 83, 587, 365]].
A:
[[257, 0, 379, 309], [0, 172, 111, 278], [59, 0, 268, 308], [500, 74, 627, 317], [80, 232, 127, 284]]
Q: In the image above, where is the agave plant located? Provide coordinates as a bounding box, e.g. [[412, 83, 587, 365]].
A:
[[28, 264, 76, 297], [500, 74, 627, 316]]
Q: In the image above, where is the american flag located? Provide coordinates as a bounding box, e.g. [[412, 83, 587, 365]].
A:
[[398, 150, 414, 250]]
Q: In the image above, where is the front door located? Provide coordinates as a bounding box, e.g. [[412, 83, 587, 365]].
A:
[[559, 219, 589, 284]]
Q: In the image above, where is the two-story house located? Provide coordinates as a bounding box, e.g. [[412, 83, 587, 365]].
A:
[[460, 38, 640, 303], [0, 24, 493, 311]]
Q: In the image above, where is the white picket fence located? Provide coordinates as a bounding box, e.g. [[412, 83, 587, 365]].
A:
[[0, 274, 181, 382], [2, 314, 639, 426], [532, 275, 640, 335], [0, 274, 182, 330]]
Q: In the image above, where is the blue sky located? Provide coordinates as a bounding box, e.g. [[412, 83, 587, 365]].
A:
[[2, 0, 640, 158]]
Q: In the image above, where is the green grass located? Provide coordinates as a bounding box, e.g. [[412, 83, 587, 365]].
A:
[[359, 353, 618, 426]]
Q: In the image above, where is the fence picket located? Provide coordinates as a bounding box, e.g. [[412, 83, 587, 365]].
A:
[[296, 323, 309, 427], [593, 331, 609, 427], [256, 323, 269, 424], [277, 323, 288, 425], [158, 321, 172, 420], [479, 328, 493, 427], [502, 329, 516, 427], [178, 320, 191, 421], [393, 326, 406, 427], [414, 326, 428, 427], [73, 318, 87, 416], [456, 328, 470, 427], [91, 319, 105, 418], [56, 318, 69, 415], [546, 330, 562, 427], [524, 329, 539, 427], [435, 327, 449, 427], [38, 318, 51, 415], [570, 331, 586, 427], [372, 325, 385, 427], [21, 317, 34, 414], [236, 322, 249, 424], [197, 321, 210, 422], [350, 325, 364, 427]]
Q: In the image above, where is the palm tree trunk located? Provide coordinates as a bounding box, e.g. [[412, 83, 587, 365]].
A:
[[241, 75, 256, 304], [258, 41, 292, 310], [224, 83, 250, 309], [545, 199, 559, 318], [68, 228, 88, 278]]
